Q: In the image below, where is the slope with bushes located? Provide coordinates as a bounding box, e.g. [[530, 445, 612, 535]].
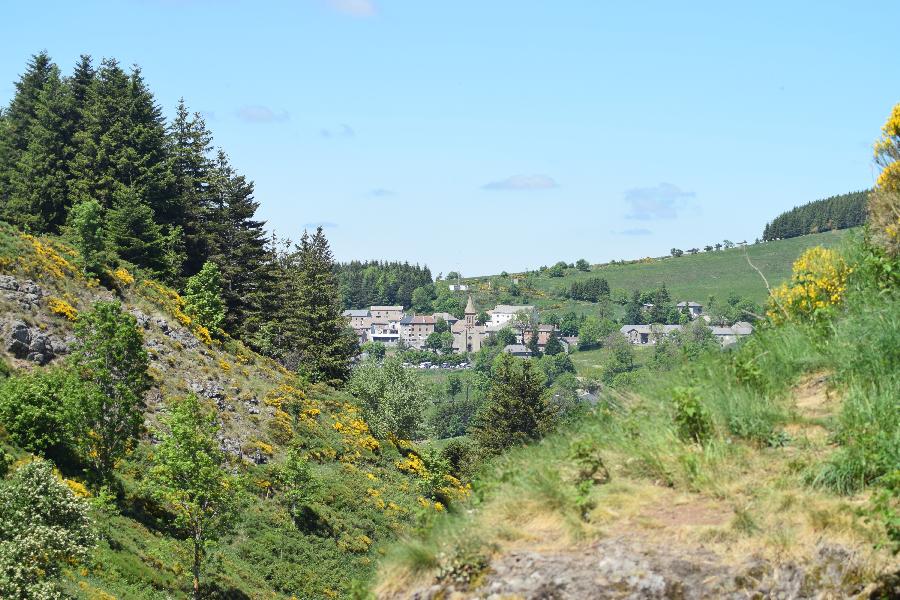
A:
[[0, 222, 460, 599]]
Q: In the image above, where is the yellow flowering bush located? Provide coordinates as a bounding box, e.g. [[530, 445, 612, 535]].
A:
[[768, 246, 848, 324], [48, 297, 78, 321], [21, 234, 79, 279], [269, 408, 294, 444], [396, 453, 427, 477], [112, 267, 135, 286]]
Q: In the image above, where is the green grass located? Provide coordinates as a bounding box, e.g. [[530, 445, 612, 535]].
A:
[[463, 229, 852, 319], [569, 345, 653, 380]]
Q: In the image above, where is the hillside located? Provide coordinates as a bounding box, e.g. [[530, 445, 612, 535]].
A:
[[461, 229, 851, 319], [0, 222, 457, 599], [376, 228, 900, 599]]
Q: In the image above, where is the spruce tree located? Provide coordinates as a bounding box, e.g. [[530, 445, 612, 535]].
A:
[[207, 151, 271, 337], [106, 186, 169, 276], [0, 51, 54, 216], [469, 353, 555, 454], [8, 65, 75, 232], [168, 99, 214, 276], [278, 227, 357, 383]]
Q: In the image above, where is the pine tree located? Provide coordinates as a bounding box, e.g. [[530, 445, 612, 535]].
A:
[[277, 227, 358, 383], [0, 51, 54, 216], [206, 151, 271, 337], [8, 65, 76, 232], [544, 331, 564, 356], [168, 99, 214, 276], [469, 354, 555, 454]]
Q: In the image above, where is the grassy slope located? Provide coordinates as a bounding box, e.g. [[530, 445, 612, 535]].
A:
[[0, 223, 446, 599], [378, 235, 900, 597], [462, 229, 851, 317]]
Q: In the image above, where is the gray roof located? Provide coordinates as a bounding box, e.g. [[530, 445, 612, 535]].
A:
[[731, 321, 754, 335], [343, 309, 370, 317], [676, 301, 702, 308], [619, 324, 682, 334], [503, 344, 531, 355]]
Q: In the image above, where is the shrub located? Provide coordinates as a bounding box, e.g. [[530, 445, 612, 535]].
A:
[[0, 459, 96, 598], [768, 246, 848, 324], [0, 368, 79, 458], [183, 261, 226, 335], [672, 386, 712, 445]]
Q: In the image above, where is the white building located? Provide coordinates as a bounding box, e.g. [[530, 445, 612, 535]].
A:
[[488, 304, 536, 328]]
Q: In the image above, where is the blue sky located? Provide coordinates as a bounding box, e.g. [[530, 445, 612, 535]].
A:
[[1, 1, 896, 276]]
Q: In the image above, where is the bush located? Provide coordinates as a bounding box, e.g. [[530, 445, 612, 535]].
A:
[[768, 246, 848, 324], [672, 386, 712, 445], [0, 368, 79, 459], [0, 459, 96, 598]]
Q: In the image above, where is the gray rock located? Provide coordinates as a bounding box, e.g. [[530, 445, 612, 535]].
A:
[[130, 309, 151, 329], [167, 327, 199, 349]]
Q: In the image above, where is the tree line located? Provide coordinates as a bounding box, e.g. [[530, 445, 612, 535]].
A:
[[0, 52, 355, 381], [762, 190, 868, 241], [337, 260, 433, 309]]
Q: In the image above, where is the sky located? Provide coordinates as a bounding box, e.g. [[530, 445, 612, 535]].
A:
[[1, 0, 897, 276]]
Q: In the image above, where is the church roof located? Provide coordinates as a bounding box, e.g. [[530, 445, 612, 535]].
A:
[[465, 295, 476, 315]]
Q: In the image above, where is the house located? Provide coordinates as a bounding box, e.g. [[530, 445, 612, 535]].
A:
[[676, 301, 703, 318], [342, 309, 372, 343], [432, 312, 459, 326], [368, 318, 400, 345], [488, 304, 536, 328], [370, 305, 404, 322], [399, 315, 435, 349], [619, 324, 682, 345], [522, 324, 560, 350], [503, 344, 532, 357], [452, 296, 487, 353], [448, 284, 469, 291], [619, 322, 754, 346], [561, 336, 579, 352]]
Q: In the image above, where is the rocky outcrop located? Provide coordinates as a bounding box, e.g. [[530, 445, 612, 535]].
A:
[[3, 319, 69, 365], [406, 539, 883, 599], [0, 275, 49, 311]]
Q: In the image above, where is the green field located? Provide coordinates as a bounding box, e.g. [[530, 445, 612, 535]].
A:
[[462, 229, 853, 318]]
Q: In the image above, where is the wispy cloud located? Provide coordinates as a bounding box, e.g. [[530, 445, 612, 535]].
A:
[[236, 105, 289, 123], [369, 188, 394, 197], [614, 228, 653, 236], [624, 183, 695, 220], [326, 0, 376, 18], [320, 124, 355, 138], [304, 221, 338, 229], [482, 174, 559, 191]]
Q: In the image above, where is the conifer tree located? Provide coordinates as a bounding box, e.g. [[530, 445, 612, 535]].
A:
[[168, 99, 214, 275], [278, 227, 358, 383], [469, 353, 555, 454], [106, 186, 170, 277], [8, 65, 75, 232], [207, 151, 271, 336], [0, 51, 54, 216]]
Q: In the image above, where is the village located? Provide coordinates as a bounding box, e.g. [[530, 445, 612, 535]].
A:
[[343, 294, 754, 363]]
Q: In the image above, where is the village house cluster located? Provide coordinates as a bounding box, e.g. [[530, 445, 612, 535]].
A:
[[343, 298, 573, 355], [620, 301, 753, 346]]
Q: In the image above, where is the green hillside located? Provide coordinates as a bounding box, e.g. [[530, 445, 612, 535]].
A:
[[462, 229, 852, 318], [0, 223, 457, 599]]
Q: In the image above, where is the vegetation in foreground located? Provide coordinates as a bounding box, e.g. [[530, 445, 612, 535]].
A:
[[375, 111, 900, 598]]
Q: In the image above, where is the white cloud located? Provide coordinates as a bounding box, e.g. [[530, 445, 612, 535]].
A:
[[236, 105, 289, 123], [482, 174, 559, 191], [624, 183, 695, 220], [320, 124, 355, 138], [326, 0, 376, 17]]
